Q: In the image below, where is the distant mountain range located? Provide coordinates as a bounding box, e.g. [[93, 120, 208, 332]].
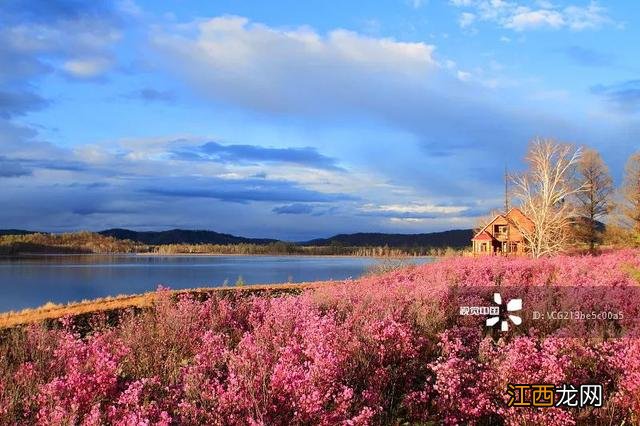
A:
[[98, 229, 278, 246], [300, 230, 473, 248], [1, 228, 474, 248], [0, 229, 37, 236]]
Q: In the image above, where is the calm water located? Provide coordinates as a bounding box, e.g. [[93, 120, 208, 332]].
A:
[[0, 255, 433, 312]]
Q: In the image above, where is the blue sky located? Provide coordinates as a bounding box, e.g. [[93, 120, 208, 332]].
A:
[[1, 0, 639, 240]]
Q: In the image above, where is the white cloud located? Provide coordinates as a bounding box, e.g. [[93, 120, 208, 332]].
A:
[[117, 0, 143, 17], [362, 203, 469, 215], [389, 217, 429, 223], [563, 2, 611, 30], [457, 70, 472, 81], [459, 12, 477, 28], [408, 0, 427, 9], [451, 1, 613, 31], [63, 57, 113, 78], [2, 18, 120, 80], [450, 0, 474, 6], [152, 16, 438, 114], [505, 8, 564, 30], [147, 14, 598, 213]]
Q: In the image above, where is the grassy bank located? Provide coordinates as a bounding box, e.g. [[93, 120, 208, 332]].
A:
[[0, 283, 316, 330]]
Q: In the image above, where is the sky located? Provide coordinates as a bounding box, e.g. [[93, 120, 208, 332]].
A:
[[1, 0, 639, 240]]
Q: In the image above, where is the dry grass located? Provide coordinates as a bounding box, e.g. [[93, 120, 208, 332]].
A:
[[0, 282, 321, 329]]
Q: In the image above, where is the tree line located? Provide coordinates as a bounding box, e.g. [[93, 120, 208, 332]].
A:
[[153, 242, 462, 256], [0, 232, 142, 255], [0, 233, 463, 257]]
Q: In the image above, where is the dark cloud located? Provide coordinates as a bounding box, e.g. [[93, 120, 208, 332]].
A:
[[1, 0, 114, 24], [172, 142, 343, 171], [18, 157, 89, 172], [272, 203, 314, 215], [591, 80, 640, 113], [0, 45, 51, 85], [124, 88, 176, 103], [141, 177, 356, 204], [0, 152, 112, 178], [0, 179, 373, 240], [0, 91, 48, 118], [0, 157, 32, 177], [66, 182, 110, 189], [563, 46, 613, 67], [72, 206, 137, 216], [0, 0, 122, 84]]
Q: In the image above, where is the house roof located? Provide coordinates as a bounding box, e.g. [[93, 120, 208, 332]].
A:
[[473, 213, 506, 239], [472, 231, 493, 241], [471, 207, 534, 241], [505, 207, 534, 233]]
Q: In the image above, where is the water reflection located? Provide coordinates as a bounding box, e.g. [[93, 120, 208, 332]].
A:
[[0, 255, 433, 312]]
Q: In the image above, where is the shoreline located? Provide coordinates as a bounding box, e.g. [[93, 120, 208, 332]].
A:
[[136, 253, 437, 259], [0, 282, 324, 329], [0, 252, 440, 259]]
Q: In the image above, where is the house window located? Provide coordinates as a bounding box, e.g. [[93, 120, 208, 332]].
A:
[[481, 243, 487, 252], [495, 225, 507, 235]]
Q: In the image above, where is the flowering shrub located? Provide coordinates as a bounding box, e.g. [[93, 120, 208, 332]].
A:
[[1, 250, 640, 425]]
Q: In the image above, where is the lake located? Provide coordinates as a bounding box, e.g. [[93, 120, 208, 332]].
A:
[[0, 255, 434, 312]]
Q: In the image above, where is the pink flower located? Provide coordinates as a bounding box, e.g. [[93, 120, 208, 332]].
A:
[[2, 250, 640, 424]]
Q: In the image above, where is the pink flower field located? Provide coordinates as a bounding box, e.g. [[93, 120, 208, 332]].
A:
[[2, 251, 640, 425]]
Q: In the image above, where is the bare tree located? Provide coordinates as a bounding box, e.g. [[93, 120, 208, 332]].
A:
[[621, 151, 640, 241], [574, 148, 614, 251], [511, 138, 585, 258]]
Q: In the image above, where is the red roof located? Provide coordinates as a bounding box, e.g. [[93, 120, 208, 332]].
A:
[[506, 207, 535, 234], [472, 231, 493, 241]]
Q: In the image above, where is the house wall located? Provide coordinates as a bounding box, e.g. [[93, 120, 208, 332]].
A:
[[472, 240, 492, 254], [472, 208, 533, 256], [488, 217, 509, 236]]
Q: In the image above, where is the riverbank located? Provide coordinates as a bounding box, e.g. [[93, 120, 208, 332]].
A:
[[0, 252, 437, 259], [136, 252, 437, 258], [0, 282, 318, 329]]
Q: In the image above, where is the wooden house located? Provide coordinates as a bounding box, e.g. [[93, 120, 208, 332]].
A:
[[471, 208, 534, 256]]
